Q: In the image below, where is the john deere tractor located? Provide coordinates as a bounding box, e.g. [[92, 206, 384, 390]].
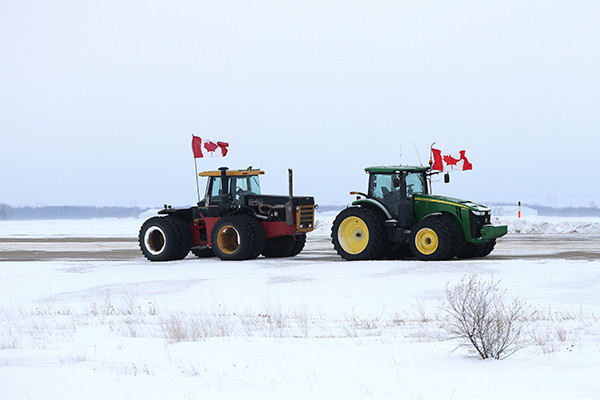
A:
[[139, 167, 316, 261], [331, 165, 507, 261]]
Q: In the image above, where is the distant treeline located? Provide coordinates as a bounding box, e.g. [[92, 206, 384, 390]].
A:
[[528, 205, 600, 217], [1, 203, 599, 220], [490, 202, 600, 217], [0, 204, 148, 220]]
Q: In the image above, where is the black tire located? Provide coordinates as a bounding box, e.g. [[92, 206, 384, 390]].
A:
[[289, 234, 307, 257], [211, 214, 265, 261], [169, 217, 192, 260], [139, 216, 182, 262], [479, 240, 496, 257], [457, 239, 497, 259], [409, 216, 454, 261], [331, 207, 386, 261], [440, 215, 462, 260], [262, 234, 306, 258], [456, 243, 480, 259], [246, 216, 266, 259], [191, 247, 215, 258]]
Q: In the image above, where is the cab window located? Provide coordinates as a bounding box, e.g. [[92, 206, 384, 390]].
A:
[[207, 177, 223, 204], [232, 176, 261, 204], [370, 173, 401, 215], [406, 173, 426, 197]]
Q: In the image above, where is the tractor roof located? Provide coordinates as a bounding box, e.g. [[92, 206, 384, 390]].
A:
[[365, 165, 431, 174], [199, 168, 265, 177]]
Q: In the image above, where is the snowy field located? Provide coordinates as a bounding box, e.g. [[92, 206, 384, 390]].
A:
[[1, 213, 600, 399]]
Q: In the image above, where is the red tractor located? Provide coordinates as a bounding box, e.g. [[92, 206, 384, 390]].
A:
[[139, 167, 316, 261]]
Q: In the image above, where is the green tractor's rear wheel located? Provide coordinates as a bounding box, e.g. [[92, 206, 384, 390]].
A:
[[409, 217, 454, 261], [331, 207, 386, 261]]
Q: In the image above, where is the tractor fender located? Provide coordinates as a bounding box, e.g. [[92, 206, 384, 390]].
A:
[[350, 198, 393, 220]]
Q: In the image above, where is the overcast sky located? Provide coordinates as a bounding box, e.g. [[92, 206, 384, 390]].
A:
[[1, 1, 599, 208]]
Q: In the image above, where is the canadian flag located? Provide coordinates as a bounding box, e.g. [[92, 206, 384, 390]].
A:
[[431, 148, 472, 171], [192, 135, 229, 158]]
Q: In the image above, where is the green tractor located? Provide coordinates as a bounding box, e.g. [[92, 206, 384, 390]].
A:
[[331, 165, 507, 261]]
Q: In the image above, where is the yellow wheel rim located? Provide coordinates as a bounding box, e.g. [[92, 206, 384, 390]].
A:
[[338, 216, 369, 255], [415, 228, 439, 255], [216, 225, 240, 255]]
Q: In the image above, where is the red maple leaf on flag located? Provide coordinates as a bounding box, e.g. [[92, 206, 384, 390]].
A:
[[443, 155, 460, 167], [203, 141, 218, 154]]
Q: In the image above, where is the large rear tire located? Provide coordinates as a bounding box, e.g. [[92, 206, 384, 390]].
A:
[[409, 217, 454, 261], [169, 217, 192, 260], [331, 207, 386, 261], [211, 214, 265, 261], [139, 216, 182, 262]]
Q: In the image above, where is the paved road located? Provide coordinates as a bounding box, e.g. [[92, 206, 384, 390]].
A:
[[1, 235, 599, 262]]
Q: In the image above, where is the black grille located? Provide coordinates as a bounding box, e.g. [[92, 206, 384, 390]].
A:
[[469, 211, 490, 238]]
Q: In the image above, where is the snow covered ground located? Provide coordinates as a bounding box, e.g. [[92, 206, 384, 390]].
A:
[[1, 213, 599, 399]]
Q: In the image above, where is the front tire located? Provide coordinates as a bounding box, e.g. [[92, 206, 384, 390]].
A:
[[262, 234, 306, 258], [409, 217, 454, 261], [331, 207, 386, 261], [211, 214, 265, 261], [456, 239, 497, 259]]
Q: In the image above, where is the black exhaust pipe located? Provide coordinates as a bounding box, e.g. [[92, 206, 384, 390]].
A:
[[218, 167, 231, 215], [285, 168, 295, 226]]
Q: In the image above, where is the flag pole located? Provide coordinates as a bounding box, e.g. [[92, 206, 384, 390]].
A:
[[192, 135, 201, 205]]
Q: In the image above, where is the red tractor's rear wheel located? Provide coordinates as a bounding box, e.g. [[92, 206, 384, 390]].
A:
[[139, 217, 183, 262]]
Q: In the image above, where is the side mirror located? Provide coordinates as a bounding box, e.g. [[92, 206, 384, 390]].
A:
[[444, 173, 450, 183], [392, 177, 401, 188]]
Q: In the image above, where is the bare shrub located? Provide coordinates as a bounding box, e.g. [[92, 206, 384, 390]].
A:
[[442, 274, 532, 360]]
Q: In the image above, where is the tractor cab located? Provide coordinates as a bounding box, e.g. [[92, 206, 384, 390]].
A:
[[200, 168, 264, 206], [364, 166, 431, 226]]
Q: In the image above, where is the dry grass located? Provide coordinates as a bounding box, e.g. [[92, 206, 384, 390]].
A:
[[0, 289, 597, 360]]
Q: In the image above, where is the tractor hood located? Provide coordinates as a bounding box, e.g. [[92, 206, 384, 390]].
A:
[[414, 194, 491, 214]]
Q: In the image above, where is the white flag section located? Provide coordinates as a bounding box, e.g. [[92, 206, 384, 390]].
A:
[[192, 135, 229, 158], [430, 148, 472, 172]]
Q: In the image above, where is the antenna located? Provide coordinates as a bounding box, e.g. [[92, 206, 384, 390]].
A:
[[413, 142, 423, 166], [399, 144, 402, 164]]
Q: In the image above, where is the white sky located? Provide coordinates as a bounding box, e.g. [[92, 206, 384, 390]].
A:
[[1, 1, 598, 208]]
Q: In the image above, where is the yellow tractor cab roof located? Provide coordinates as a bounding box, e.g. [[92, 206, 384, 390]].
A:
[[198, 168, 265, 177]]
